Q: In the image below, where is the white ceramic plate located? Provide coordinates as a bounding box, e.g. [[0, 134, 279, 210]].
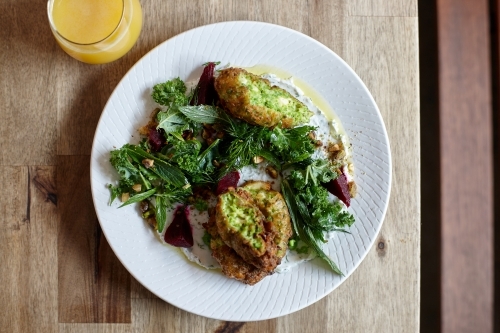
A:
[[90, 21, 391, 321]]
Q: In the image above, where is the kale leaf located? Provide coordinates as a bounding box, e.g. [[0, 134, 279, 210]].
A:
[[152, 78, 189, 106]]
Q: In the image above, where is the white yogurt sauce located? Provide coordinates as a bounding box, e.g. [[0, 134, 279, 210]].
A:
[[159, 71, 352, 272]]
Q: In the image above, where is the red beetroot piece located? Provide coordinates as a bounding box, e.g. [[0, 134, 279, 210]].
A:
[[216, 170, 240, 195], [148, 127, 165, 152], [322, 173, 351, 207], [190, 62, 217, 106], [164, 206, 193, 247]]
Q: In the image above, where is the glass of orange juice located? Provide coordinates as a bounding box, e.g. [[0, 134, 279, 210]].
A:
[[47, 0, 142, 64]]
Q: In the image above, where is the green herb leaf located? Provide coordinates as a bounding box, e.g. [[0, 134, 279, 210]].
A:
[[202, 231, 212, 246], [152, 78, 188, 106], [281, 179, 304, 239], [119, 188, 156, 208], [305, 159, 337, 185], [155, 195, 168, 232], [123, 145, 188, 187], [155, 182, 192, 204], [193, 198, 209, 212], [281, 178, 344, 275], [156, 108, 190, 140], [270, 126, 316, 165], [178, 105, 220, 124], [304, 227, 344, 275]]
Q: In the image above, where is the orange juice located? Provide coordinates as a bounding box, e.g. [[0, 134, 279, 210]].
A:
[[48, 0, 142, 64]]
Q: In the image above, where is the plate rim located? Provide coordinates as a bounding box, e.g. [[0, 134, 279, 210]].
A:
[[90, 20, 392, 321]]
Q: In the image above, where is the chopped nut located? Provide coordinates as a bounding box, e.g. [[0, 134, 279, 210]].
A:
[[146, 217, 157, 229], [142, 209, 154, 219], [348, 163, 354, 173], [138, 125, 149, 136], [132, 184, 142, 192], [202, 129, 212, 140], [265, 165, 278, 179], [335, 150, 346, 160], [308, 131, 316, 140], [315, 140, 323, 147], [182, 130, 194, 140], [139, 108, 161, 135], [151, 108, 161, 118], [142, 158, 154, 168], [140, 200, 149, 212], [328, 143, 340, 152], [121, 193, 130, 202], [212, 159, 220, 167], [253, 156, 264, 164], [348, 181, 357, 198]]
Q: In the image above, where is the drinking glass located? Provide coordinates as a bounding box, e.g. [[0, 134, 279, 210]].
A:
[[47, 0, 142, 64]]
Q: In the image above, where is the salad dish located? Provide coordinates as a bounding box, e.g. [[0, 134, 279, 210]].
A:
[[90, 21, 391, 321], [107, 63, 356, 285]]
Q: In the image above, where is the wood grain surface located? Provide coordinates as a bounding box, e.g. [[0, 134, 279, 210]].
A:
[[437, 0, 494, 332], [0, 1, 420, 332]]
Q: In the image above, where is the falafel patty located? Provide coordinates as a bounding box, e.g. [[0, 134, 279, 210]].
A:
[[241, 181, 292, 259], [204, 211, 268, 285], [215, 68, 312, 128]]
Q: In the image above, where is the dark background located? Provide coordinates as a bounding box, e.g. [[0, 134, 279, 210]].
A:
[[419, 0, 497, 331]]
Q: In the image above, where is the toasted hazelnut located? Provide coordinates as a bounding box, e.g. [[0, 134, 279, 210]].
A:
[[140, 200, 149, 212], [142, 158, 154, 168], [265, 165, 278, 179], [151, 108, 161, 118], [181, 129, 194, 140], [315, 140, 323, 147], [328, 144, 340, 152], [308, 131, 316, 140], [202, 129, 211, 140], [132, 184, 142, 192], [138, 125, 150, 136], [146, 217, 157, 229], [121, 193, 130, 202], [253, 156, 264, 164], [348, 181, 357, 198]]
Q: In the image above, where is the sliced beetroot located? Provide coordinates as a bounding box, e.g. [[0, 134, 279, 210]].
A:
[[190, 62, 217, 106], [322, 173, 351, 207], [216, 170, 240, 195], [164, 206, 193, 247], [148, 127, 165, 152]]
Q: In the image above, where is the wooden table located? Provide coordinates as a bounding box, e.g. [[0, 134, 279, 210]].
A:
[[0, 0, 419, 332]]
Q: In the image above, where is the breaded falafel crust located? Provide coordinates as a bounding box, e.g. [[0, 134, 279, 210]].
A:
[[241, 181, 293, 259], [215, 187, 280, 273], [204, 211, 268, 285], [214, 68, 312, 128]]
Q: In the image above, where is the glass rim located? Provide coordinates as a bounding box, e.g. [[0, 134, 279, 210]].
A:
[[47, 0, 125, 46]]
